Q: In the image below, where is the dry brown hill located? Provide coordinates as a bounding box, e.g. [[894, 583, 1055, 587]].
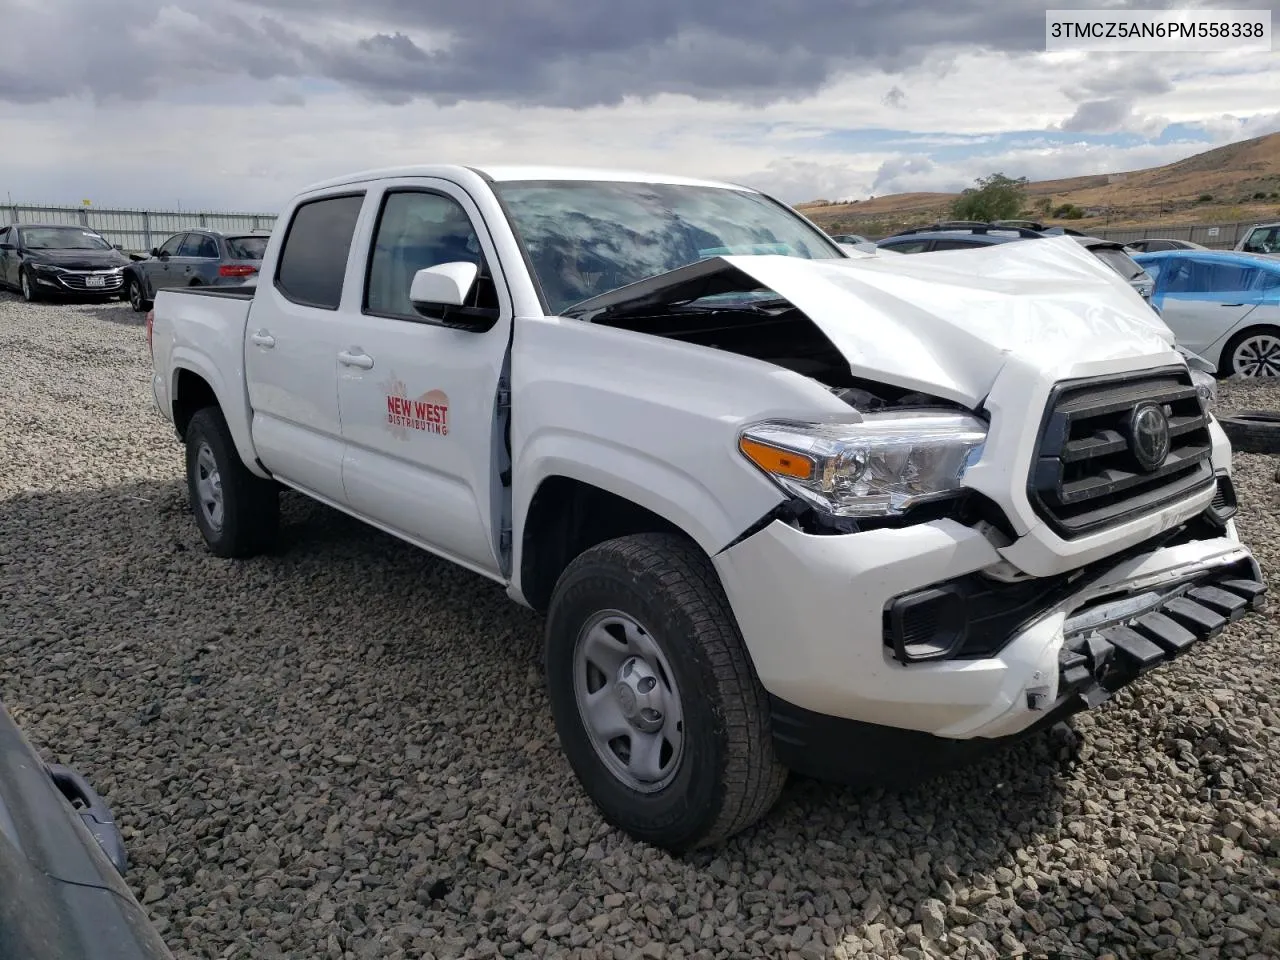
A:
[[800, 131, 1280, 236]]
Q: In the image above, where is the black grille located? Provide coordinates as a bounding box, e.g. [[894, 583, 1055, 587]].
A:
[[58, 272, 124, 291], [1028, 368, 1214, 538]]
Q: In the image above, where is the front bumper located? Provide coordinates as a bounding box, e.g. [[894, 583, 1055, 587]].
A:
[[32, 267, 126, 294], [713, 509, 1264, 753]]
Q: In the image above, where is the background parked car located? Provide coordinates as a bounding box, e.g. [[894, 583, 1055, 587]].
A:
[[0, 223, 131, 303], [1236, 221, 1280, 256], [829, 232, 878, 253], [875, 221, 1155, 302], [1125, 238, 1209, 253], [0, 699, 173, 959], [1132, 249, 1280, 378], [124, 230, 267, 312]]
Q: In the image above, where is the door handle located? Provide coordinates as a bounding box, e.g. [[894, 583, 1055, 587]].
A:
[[338, 350, 375, 370], [250, 331, 276, 347], [1221, 303, 1245, 307]]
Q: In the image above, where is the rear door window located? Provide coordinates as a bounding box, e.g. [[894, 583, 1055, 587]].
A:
[[274, 194, 365, 310], [180, 234, 218, 258], [930, 238, 987, 251], [880, 239, 931, 254]]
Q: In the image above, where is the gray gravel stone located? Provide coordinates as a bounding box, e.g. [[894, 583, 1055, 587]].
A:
[[1, 293, 1277, 960]]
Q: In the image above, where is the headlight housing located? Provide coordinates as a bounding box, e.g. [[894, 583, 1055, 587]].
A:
[[738, 410, 988, 517], [1190, 367, 1217, 409]]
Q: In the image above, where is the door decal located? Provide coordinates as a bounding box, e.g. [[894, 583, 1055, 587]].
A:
[[382, 374, 450, 438]]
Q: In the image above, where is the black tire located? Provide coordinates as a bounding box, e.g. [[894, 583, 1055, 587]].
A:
[[1218, 325, 1280, 379], [19, 267, 41, 303], [545, 532, 787, 852], [127, 276, 150, 313], [1218, 409, 1280, 455], [184, 406, 279, 558]]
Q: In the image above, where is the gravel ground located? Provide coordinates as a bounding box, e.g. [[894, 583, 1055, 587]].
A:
[[1, 292, 1278, 960]]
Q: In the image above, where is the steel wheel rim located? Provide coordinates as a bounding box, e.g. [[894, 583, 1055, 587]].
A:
[[130, 281, 142, 310], [572, 610, 685, 793], [21, 272, 31, 301], [194, 443, 224, 531], [1233, 335, 1280, 377]]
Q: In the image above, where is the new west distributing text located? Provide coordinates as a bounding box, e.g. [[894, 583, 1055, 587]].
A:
[[386, 395, 449, 435]]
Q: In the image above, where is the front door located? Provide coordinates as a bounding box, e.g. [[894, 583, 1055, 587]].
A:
[[334, 179, 514, 578], [244, 191, 367, 505], [144, 233, 187, 295]]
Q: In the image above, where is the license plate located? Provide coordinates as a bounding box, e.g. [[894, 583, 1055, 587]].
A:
[[86, 275, 106, 288]]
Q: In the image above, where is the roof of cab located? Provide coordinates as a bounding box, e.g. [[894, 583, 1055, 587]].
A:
[[298, 164, 753, 195]]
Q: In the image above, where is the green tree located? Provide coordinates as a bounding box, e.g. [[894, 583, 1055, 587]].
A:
[[950, 173, 1029, 221]]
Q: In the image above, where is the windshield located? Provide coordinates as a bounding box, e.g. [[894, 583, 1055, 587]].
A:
[[21, 226, 112, 251], [226, 235, 268, 260], [494, 180, 843, 315], [1092, 247, 1149, 282]]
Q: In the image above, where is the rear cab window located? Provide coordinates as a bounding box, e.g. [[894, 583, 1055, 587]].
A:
[[274, 194, 365, 310]]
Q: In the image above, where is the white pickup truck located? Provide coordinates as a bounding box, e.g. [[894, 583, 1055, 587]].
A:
[[148, 164, 1264, 852]]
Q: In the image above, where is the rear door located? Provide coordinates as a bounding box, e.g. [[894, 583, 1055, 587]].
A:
[[1155, 256, 1260, 354], [244, 190, 367, 505], [333, 178, 514, 578], [177, 232, 219, 285]]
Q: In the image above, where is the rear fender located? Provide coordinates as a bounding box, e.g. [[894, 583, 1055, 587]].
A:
[[169, 348, 266, 479]]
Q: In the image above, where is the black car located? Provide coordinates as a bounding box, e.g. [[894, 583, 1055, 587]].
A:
[[0, 224, 132, 303], [0, 699, 173, 959]]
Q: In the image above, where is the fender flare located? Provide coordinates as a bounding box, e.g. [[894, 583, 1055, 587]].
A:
[[169, 348, 267, 479]]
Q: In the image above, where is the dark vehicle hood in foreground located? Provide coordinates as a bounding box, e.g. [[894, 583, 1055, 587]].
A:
[[0, 703, 173, 960], [25, 249, 131, 271]]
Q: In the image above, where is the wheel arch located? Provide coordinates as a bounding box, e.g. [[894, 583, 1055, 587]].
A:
[[516, 475, 705, 614], [1217, 319, 1280, 377], [168, 356, 268, 479]]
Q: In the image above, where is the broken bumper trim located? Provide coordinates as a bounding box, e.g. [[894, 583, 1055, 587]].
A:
[[1054, 558, 1266, 711]]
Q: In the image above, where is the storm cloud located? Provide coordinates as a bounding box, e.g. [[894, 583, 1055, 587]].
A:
[[0, 0, 1230, 109]]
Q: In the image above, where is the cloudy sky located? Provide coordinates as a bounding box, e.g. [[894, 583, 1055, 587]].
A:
[[1, 0, 1278, 212]]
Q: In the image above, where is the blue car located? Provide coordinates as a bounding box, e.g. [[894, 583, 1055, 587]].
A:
[[1131, 250, 1280, 378]]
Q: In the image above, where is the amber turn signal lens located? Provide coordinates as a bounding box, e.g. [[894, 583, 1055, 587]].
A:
[[738, 437, 815, 480]]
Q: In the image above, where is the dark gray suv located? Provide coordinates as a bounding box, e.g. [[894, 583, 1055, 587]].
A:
[[124, 230, 267, 312]]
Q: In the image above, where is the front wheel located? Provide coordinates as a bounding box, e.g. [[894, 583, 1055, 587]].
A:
[[544, 533, 787, 852], [20, 268, 41, 303], [184, 406, 279, 558]]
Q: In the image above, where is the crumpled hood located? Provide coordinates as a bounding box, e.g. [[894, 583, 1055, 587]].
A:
[[716, 235, 1175, 407]]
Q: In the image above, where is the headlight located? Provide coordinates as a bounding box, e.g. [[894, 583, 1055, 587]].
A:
[[31, 262, 65, 273], [1190, 368, 1217, 409], [738, 410, 988, 517]]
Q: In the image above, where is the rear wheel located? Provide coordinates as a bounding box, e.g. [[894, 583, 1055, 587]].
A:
[[127, 277, 150, 313], [1221, 326, 1280, 378], [184, 406, 279, 558], [544, 533, 787, 852]]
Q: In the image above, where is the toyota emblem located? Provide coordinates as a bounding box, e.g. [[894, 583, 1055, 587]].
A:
[[1130, 403, 1171, 472]]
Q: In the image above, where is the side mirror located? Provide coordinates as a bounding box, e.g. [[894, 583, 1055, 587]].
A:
[[409, 262, 499, 332], [112, 243, 124, 251]]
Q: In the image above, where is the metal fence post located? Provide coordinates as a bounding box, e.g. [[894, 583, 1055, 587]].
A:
[[142, 210, 152, 252]]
